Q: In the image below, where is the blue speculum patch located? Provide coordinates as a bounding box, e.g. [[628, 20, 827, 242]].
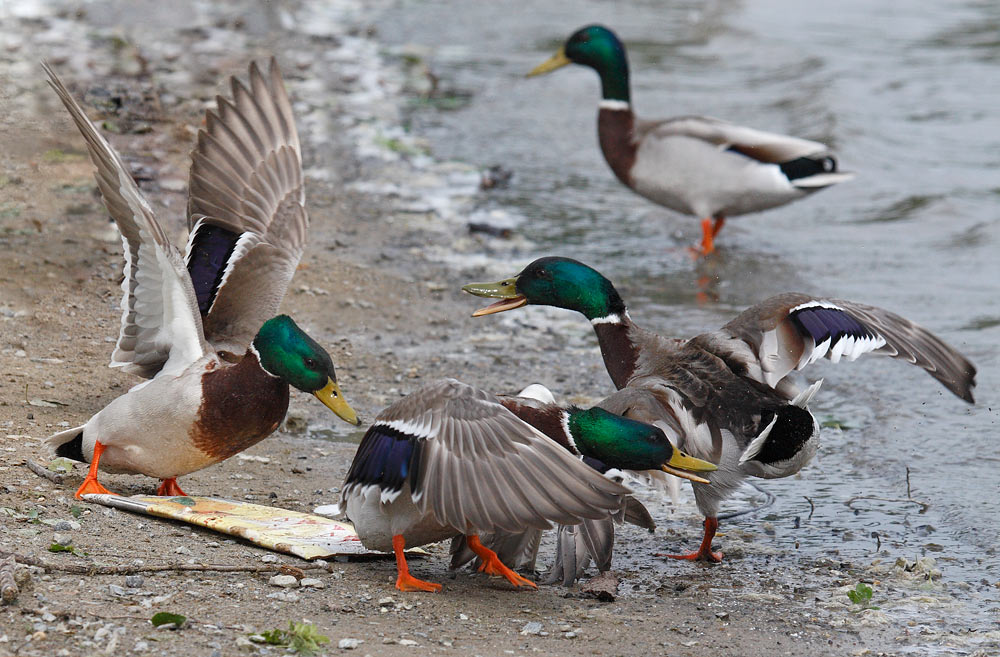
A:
[[789, 305, 877, 345], [187, 224, 240, 314], [345, 424, 422, 496]]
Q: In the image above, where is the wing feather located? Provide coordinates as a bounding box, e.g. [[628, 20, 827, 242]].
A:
[[342, 380, 630, 535], [185, 58, 308, 352], [718, 293, 976, 402], [44, 63, 208, 378], [639, 115, 828, 163]]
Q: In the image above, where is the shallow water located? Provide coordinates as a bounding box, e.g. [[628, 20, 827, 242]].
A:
[[375, 0, 1000, 627]]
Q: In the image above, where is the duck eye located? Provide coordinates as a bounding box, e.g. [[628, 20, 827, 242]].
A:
[[304, 357, 317, 369]]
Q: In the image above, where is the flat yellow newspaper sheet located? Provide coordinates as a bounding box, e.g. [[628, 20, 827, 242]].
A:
[[83, 494, 370, 559]]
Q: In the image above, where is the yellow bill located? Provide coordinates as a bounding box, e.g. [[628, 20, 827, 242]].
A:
[[314, 378, 360, 426], [527, 47, 572, 77], [462, 279, 527, 316], [661, 449, 717, 484]]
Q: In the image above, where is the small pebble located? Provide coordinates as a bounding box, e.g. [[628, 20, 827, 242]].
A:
[[108, 584, 126, 597], [260, 554, 280, 563], [399, 638, 419, 646], [52, 533, 72, 546], [300, 578, 325, 589], [520, 621, 543, 636], [174, 546, 192, 556], [265, 591, 299, 602], [268, 575, 299, 588], [52, 520, 80, 531], [338, 638, 362, 649], [125, 575, 144, 589]]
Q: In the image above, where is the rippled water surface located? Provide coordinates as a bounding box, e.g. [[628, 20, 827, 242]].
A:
[[375, 0, 1000, 625]]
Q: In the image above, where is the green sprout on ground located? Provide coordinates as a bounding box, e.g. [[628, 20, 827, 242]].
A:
[[250, 622, 329, 655], [150, 612, 187, 629], [847, 582, 880, 611], [48, 543, 87, 557]]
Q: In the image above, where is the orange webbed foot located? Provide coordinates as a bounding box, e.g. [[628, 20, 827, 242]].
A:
[[662, 548, 724, 563], [661, 517, 722, 562], [688, 217, 722, 258], [392, 534, 442, 593], [74, 476, 113, 499], [478, 558, 538, 589], [75, 440, 115, 499], [396, 571, 443, 593], [156, 478, 188, 497], [467, 535, 537, 590]]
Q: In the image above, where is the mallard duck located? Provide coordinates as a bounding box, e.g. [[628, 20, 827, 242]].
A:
[[42, 59, 360, 500], [528, 25, 854, 255], [338, 378, 716, 591], [449, 383, 664, 586], [463, 256, 976, 560]]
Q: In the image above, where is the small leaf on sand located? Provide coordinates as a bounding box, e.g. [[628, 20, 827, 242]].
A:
[[151, 612, 187, 628], [48, 543, 86, 557], [48, 458, 75, 473], [250, 622, 329, 655]]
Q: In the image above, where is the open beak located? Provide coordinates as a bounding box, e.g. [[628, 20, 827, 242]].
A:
[[527, 47, 572, 77], [314, 378, 361, 426], [462, 279, 527, 317], [661, 449, 717, 484]]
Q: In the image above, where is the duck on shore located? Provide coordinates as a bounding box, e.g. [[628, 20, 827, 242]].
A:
[[464, 256, 976, 560], [338, 378, 715, 591], [43, 59, 360, 499]]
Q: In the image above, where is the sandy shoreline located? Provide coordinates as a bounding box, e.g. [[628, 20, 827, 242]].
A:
[[1, 1, 993, 655]]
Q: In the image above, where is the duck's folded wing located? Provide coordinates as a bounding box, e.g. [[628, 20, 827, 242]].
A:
[[44, 64, 208, 379], [185, 58, 307, 353], [713, 293, 976, 402], [341, 379, 631, 535], [639, 115, 829, 163]]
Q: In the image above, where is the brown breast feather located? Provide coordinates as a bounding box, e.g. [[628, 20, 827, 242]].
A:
[[190, 352, 290, 461]]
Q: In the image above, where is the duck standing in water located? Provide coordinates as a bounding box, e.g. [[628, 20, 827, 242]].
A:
[[339, 379, 716, 591], [464, 257, 976, 561], [528, 25, 854, 255], [43, 60, 360, 499]]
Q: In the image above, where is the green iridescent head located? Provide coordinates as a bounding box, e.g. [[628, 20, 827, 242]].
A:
[[527, 25, 631, 102], [567, 407, 716, 478], [463, 256, 625, 321], [252, 315, 360, 425]]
